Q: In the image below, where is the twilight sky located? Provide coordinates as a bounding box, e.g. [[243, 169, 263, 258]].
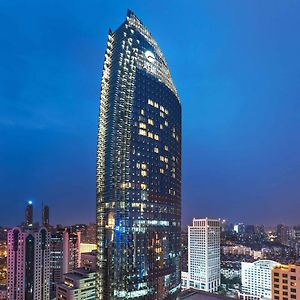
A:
[[1, 0, 300, 227]]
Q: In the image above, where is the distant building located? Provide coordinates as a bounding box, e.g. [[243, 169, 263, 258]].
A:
[[276, 225, 289, 246], [240, 260, 279, 300], [182, 218, 221, 293], [81, 223, 96, 244], [223, 245, 262, 259], [25, 200, 33, 227], [50, 228, 81, 294], [81, 250, 96, 271], [7, 226, 50, 300], [43, 205, 50, 229], [56, 268, 96, 300], [234, 223, 245, 234], [272, 264, 300, 300]]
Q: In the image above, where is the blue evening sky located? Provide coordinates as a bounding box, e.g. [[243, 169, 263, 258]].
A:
[[1, 0, 300, 226]]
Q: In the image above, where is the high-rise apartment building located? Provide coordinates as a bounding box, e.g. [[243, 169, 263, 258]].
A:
[[240, 260, 279, 300], [272, 264, 300, 300], [7, 226, 50, 300], [96, 10, 181, 299], [25, 200, 33, 227], [50, 228, 81, 294], [182, 218, 220, 293]]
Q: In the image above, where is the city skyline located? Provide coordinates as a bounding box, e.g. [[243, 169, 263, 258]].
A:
[[1, 0, 300, 226]]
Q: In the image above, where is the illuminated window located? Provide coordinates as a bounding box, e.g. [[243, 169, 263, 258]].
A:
[[148, 99, 154, 106], [160, 105, 165, 112], [141, 170, 147, 177], [154, 147, 159, 153], [141, 109, 145, 115], [165, 120, 168, 126], [160, 156, 165, 162], [141, 183, 147, 190], [154, 134, 159, 141], [141, 164, 147, 170], [148, 132, 153, 139], [136, 163, 140, 169], [148, 118, 154, 125], [139, 129, 147, 136], [160, 168, 164, 174], [139, 122, 146, 129], [160, 124, 163, 129], [154, 102, 159, 108], [165, 145, 169, 151], [160, 111, 164, 118]]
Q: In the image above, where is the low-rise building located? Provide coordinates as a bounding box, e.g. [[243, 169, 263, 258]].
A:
[[240, 260, 279, 299], [56, 268, 96, 300]]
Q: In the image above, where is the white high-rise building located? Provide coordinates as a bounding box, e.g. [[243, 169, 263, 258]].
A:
[[182, 218, 221, 293], [240, 260, 279, 299], [7, 226, 51, 300]]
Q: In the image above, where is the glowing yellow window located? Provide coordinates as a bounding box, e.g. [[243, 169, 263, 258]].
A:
[[154, 134, 159, 141], [148, 118, 154, 125], [148, 132, 153, 139], [160, 156, 164, 161], [165, 121, 168, 126], [141, 170, 147, 177], [141, 183, 147, 190], [165, 109, 169, 115], [160, 168, 164, 174], [154, 102, 159, 108], [136, 163, 140, 169], [139, 129, 147, 136], [160, 105, 165, 112], [160, 124, 163, 129], [160, 111, 164, 118], [141, 164, 147, 170], [154, 147, 159, 153], [141, 109, 145, 115], [165, 145, 168, 151], [148, 99, 154, 106], [139, 122, 146, 129], [165, 157, 168, 163]]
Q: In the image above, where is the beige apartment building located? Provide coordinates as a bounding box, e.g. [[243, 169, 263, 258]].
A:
[[272, 264, 300, 300]]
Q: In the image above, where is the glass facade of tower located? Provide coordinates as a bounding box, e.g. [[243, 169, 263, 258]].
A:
[[96, 10, 181, 299]]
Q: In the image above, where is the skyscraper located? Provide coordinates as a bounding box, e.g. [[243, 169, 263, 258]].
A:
[[43, 205, 50, 228], [7, 226, 51, 300], [96, 10, 181, 299], [182, 218, 220, 293], [25, 200, 33, 227]]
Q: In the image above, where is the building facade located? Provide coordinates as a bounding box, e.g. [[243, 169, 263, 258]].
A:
[[7, 226, 50, 300], [182, 218, 221, 293], [240, 260, 279, 300], [56, 268, 96, 300], [50, 228, 81, 293], [96, 10, 181, 299], [272, 264, 300, 300]]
